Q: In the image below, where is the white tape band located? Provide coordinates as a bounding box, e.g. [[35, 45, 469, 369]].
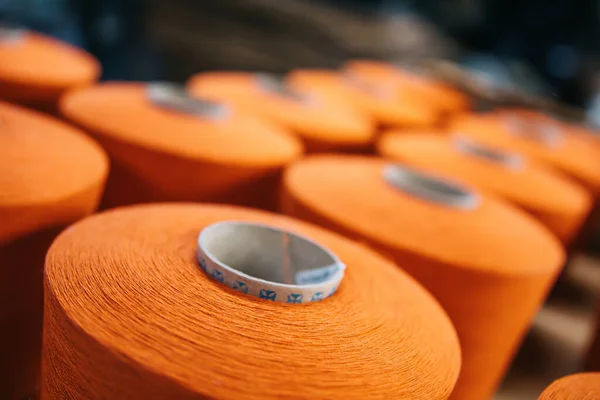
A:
[[197, 221, 346, 304]]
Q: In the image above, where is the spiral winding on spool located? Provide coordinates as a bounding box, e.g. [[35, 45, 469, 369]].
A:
[[41, 203, 462, 399], [0, 24, 100, 109], [60, 81, 302, 210], [377, 133, 591, 246], [0, 102, 107, 399], [281, 154, 564, 400]]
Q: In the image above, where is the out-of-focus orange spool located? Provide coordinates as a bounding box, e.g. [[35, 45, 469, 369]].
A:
[[565, 124, 600, 155], [451, 111, 600, 252], [495, 108, 600, 156], [59, 82, 302, 210], [186, 71, 376, 153], [344, 60, 471, 115], [0, 102, 108, 399], [0, 26, 100, 110], [286, 69, 440, 129], [538, 373, 600, 399], [42, 203, 461, 399], [450, 112, 600, 196], [377, 133, 591, 246], [281, 155, 564, 400]]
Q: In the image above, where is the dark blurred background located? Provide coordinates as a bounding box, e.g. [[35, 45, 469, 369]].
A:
[[2, 0, 599, 115]]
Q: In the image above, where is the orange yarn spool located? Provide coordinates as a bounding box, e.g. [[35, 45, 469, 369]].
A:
[[377, 133, 591, 245], [538, 373, 600, 399], [344, 60, 471, 115], [0, 102, 107, 399], [281, 155, 564, 400], [42, 203, 461, 399], [59, 82, 302, 210], [495, 108, 600, 157], [0, 26, 100, 109], [450, 112, 600, 196], [186, 72, 376, 152], [286, 69, 440, 129]]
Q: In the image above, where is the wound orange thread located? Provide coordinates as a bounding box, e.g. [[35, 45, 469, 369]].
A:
[[41, 203, 461, 399], [538, 373, 600, 399], [450, 110, 600, 251], [344, 60, 471, 115], [0, 102, 108, 399], [449, 112, 600, 196], [286, 69, 440, 129], [281, 154, 564, 400], [0, 30, 99, 110], [59, 82, 302, 210], [186, 71, 376, 153], [377, 133, 592, 246]]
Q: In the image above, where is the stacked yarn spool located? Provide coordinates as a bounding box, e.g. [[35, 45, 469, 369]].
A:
[[0, 25, 100, 112], [286, 69, 440, 130], [186, 72, 377, 153], [59, 82, 302, 210], [450, 110, 600, 251], [450, 111, 600, 196], [0, 102, 108, 399], [344, 60, 471, 116], [280, 155, 564, 400], [538, 373, 600, 399], [377, 133, 592, 246], [41, 204, 462, 399]]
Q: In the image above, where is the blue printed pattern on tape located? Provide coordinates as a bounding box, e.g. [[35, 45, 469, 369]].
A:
[[196, 253, 343, 304]]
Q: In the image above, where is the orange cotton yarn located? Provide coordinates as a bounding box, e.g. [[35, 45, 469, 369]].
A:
[[41, 203, 461, 400], [451, 113, 600, 196], [0, 102, 108, 400], [495, 108, 600, 156], [344, 60, 471, 114], [286, 69, 440, 128], [0, 30, 100, 108], [186, 71, 376, 152], [60, 82, 302, 210], [538, 373, 600, 399], [281, 155, 564, 400], [377, 133, 591, 245]]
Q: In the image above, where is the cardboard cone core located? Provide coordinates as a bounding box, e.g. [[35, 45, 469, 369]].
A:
[[256, 73, 308, 102], [384, 164, 480, 210], [197, 221, 345, 304], [146, 82, 230, 120], [453, 136, 525, 170]]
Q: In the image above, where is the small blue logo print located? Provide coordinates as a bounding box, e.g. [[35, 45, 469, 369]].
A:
[[233, 280, 249, 294], [311, 292, 324, 301], [199, 258, 208, 272], [259, 289, 277, 301], [287, 293, 303, 303], [212, 269, 224, 283]]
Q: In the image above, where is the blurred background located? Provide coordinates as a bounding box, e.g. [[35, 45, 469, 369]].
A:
[[2, 0, 600, 115]]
